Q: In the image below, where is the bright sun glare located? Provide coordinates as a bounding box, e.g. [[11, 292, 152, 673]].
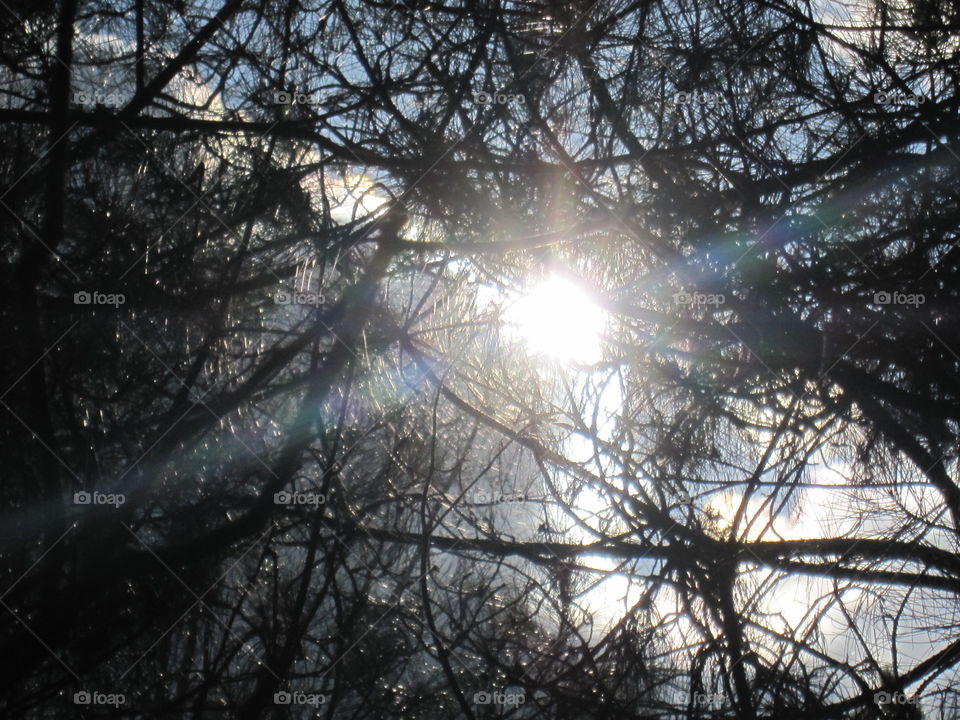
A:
[[504, 275, 605, 364]]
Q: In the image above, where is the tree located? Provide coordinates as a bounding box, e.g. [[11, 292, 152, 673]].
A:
[[1, 0, 959, 717]]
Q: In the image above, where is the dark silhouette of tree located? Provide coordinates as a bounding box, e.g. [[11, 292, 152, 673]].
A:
[[1, 0, 959, 718]]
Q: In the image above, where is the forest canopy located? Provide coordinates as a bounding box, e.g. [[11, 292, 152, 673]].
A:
[[1, 0, 960, 718]]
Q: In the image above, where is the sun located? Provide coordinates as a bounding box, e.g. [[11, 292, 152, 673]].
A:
[[503, 275, 605, 364]]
